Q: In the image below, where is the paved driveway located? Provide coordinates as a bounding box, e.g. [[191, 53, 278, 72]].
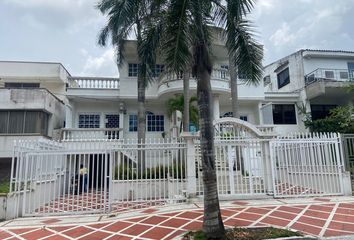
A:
[[1, 197, 354, 239]]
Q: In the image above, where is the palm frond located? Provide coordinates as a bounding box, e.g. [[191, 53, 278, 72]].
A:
[[163, 0, 192, 74], [138, 9, 165, 84], [229, 19, 263, 85], [97, 0, 140, 65]]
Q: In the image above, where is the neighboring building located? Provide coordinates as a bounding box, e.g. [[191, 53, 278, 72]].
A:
[[0, 61, 68, 181], [1, 49, 354, 170], [262, 49, 354, 134]]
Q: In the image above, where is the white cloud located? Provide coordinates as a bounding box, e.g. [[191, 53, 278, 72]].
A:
[[269, 22, 296, 47], [80, 48, 119, 77]]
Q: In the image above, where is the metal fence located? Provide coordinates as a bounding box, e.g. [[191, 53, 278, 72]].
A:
[[343, 134, 354, 193], [271, 133, 344, 197], [8, 119, 351, 218], [10, 138, 187, 217]]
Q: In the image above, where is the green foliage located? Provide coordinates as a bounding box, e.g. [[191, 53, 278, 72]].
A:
[[304, 106, 354, 133], [167, 94, 199, 126], [115, 163, 186, 180], [0, 181, 9, 194]]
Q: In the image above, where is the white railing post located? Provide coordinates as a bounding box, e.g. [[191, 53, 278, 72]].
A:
[[181, 133, 198, 198], [263, 138, 274, 195]]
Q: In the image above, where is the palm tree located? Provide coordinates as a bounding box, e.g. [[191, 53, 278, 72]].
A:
[[167, 94, 198, 133], [183, 71, 191, 132], [97, 0, 163, 169], [159, 0, 263, 238], [221, 0, 264, 118]]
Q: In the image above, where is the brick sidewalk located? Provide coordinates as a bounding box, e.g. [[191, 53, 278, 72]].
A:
[[2, 198, 354, 239]]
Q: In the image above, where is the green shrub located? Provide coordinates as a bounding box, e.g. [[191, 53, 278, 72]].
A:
[[304, 106, 354, 133], [114, 163, 186, 180], [0, 182, 10, 194]]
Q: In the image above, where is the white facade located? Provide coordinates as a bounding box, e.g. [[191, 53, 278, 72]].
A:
[[0, 61, 68, 158], [1, 49, 354, 159], [262, 49, 354, 134]]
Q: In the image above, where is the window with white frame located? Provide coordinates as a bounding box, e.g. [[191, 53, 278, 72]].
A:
[[129, 113, 165, 132], [128, 63, 139, 77], [147, 113, 164, 132], [129, 115, 138, 132], [78, 114, 100, 128]]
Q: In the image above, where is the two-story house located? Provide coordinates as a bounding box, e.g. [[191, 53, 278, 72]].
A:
[[1, 49, 354, 181], [262, 49, 354, 134]]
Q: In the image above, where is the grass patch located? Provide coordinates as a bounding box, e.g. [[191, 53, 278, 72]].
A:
[[0, 181, 10, 194], [183, 227, 303, 240]]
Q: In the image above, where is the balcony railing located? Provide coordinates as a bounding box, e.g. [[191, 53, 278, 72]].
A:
[[159, 68, 230, 85], [68, 77, 119, 89], [61, 128, 122, 141], [305, 68, 354, 85]]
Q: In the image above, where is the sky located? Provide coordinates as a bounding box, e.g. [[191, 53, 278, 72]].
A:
[[0, 0, 354, 77]]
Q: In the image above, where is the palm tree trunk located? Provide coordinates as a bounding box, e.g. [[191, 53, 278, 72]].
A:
[[229, 54, 239, 118], [198, 69, 225, 239], [183, 71, 190, 132], [137, 74, 146, 170]]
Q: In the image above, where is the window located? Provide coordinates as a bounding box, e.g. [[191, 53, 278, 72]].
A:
[[105, 114, 119, 128], [78, 114, 100, 128], [221, 112, 248, 121], [152, 64, 165, 77], [277, 68, 290, 89], [222, 112, 233, 118], [5, 82, 40, 88], [147, 112, 164, 132], [240, 116, 248, 121], [311, 105, 337, 121], [129, 115, 138, 132], [324, 70, 334, 79], [129, 113, 165, 132], [0, 110, 48, 135], [220, 65, 229, 79], [238, 70, 249, 80], [272, 104, 296, 124], [128, 63, 139, 77], [340, 71, 349, 79], [263, 75, 271, 86]]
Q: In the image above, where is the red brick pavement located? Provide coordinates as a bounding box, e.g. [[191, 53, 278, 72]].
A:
[[2, 200, 354, 239]]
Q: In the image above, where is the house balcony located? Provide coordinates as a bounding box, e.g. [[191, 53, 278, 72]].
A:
[[67, 77, 120, 100], [304, 68, 354, 100], [157, 68, 230, 97], [0, 88, 64, 114]]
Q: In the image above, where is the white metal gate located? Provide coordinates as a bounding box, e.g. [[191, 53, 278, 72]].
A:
[[195, 118, 274, 198], [11, 141, 111, 217], [271, 133, 344, 197], [10, 139, 187, 217], [343, 134, 354, 193]]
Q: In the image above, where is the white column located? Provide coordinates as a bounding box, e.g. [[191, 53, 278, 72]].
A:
[[119, 102, 125, 139], [213, 94, 220, 120], [181, 133, 197, 198], [65, 105, 73, 128]]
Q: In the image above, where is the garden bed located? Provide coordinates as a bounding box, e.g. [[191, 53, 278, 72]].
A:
[[183, 227, 308, 240]]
